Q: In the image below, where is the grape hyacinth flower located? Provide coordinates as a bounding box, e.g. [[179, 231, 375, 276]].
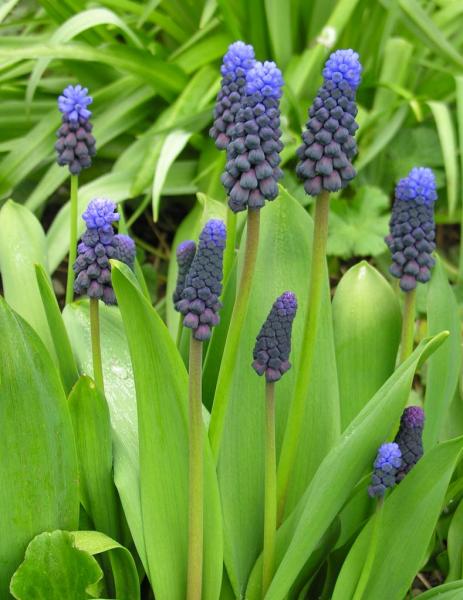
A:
[[252, 292, 298, 382], [296, 49, 362, 196], [222, 60, 284, 212], [393, 406, 424, 481], [385, 167, 437, 292], [73, 199, 134, 305], [176, 220, 226, 341], [210, 41, 256, 150], [368, 442, 402, 498], [173, 240, 197, 308], [55, 84, 96, 175]]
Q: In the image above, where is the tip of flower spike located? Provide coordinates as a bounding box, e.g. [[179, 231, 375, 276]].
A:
[[276, 291, 297, 316], [58, 84, 92, 122], [221, 41, 255, 79], [373, 442, 402, 470], [83, 198, 120, 229], [177, 240, 196, 263], [395, 167, 437, 206], [200, 219, 227, 247], [401, 406, 425, 428], [246, 61, 283, 99], [323, 49, 362, 91]]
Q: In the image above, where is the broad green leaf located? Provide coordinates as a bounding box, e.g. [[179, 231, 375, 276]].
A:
[[0, 200, 55, 359], [455, 75, 463, 280], [264, 0, 292, 68], [73, 530, 140, 600], [333, 262, 401, 429], [69, 376, 122, 542], [332, 436, 463, 599], [35, 264, 78, 394], [0, 298, 79, 597], [62, 301, 146, 569], [211, 189, 339, 593], [418, 580, 463, 599], [265, 332, 448, 599], [424, 256, 461, 448], [112, 261, 223, 600], [447, 499, 463, 581], [10, 531, 101, 600]]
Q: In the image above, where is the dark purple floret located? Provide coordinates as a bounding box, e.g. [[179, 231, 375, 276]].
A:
[[393, 406, 424, 482], [368, 442, 402, 498], [385, 167, 437, 292], [296, 49, 362, 196], [73, 199, 134, 305], [173, 240, 197, 308], [210, 41, 255, 150], [221, 60, 284, 213], [176, 220, 226, 341], [252, 291, 297, 383], [55, 84, 96, 175]]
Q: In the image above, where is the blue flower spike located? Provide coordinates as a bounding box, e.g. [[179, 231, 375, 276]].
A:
[[252, 291, 297, 383], [368, 442, 402, 498], [210, 41, 256, 150], [73, 199, 135, 305], [386, 167, 437, 292], [173, 240, 197, 309], [296, 49, 362, 196], [176, 220, 226, 341], [222, 60, 284, 212], [393, 406, 425, 481], [55, 84, 96, 175]]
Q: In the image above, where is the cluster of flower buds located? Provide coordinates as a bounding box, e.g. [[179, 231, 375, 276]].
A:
[[368, 442, 402, 498], [296, 49, 362, 196], [55, 84, 96, 175], [73, 199, 135, 305], [174, 220, 226, 341], [252, 291, 297, 383], [385, 167, 437, 292]]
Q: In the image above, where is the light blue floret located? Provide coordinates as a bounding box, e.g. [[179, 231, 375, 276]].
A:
[[395, 167, 437, 206], [58, 84, 93, 122], [323, 49, 362, 90], [221, 41, 255, 80], [246, 61, 284, 99], [374, 442, 402, 471], [82, 198, 120, 230]]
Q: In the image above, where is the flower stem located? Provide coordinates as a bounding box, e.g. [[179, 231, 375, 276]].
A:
[[209, 208, 260, 457], [277, 190, 330, 523], [399, 289, 416, 364], [187, 336, 204, 600], [65, 174, 79, 305], [223, 210, 237, 286], [351, 497, 384, 600], [262, 381, 277, 598], [89, 298, 104, 393]]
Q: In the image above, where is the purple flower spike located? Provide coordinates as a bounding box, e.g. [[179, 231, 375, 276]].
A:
[[173, 240, 197, 308], [178, 220, 226, 341], [252, 292, 297, 383], [73, 199, 134, 305], [210, 41, 256, 150], [385, 167, 437, 292], [368, 442, 402, 498], [393, 406, 424, 482], [55, 84, 96, 175], [296, 49, 361, 196], [222, 60, 284, 212]]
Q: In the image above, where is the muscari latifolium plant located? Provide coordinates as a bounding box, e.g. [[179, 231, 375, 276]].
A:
[[0, 35, 461, 600]]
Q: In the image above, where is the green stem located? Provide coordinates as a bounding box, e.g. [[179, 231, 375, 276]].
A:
[[65, 174, 79, 305], [223, 210, 237, 286], [209, 208, 260, 457], [187, 336, 204, 600], [399, 289, 416, 364], [277, 191, 330, 523], [262, 382, 277, 598], [351, 497, 384, 600], [176, 318, 184, 348], [90, 298, 104, 393]]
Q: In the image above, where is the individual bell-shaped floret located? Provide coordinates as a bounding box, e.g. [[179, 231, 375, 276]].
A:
[[393, 406, 424, 482], [296, 49, 362, 196], [252, 291, 297, 383], [368, 442, 402, 498], [55, 84, 96, 175], [176, 220, 226, 341], [210, 41, 256, 150], [385, 167, 437, 292], [222, 60, 284, 212]]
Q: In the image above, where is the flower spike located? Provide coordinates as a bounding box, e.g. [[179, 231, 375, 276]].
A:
[[393, 406, 424, 481], [296, 49, 362, 196], [252, 292, 297, 383], [368, 442, 402, 498]]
